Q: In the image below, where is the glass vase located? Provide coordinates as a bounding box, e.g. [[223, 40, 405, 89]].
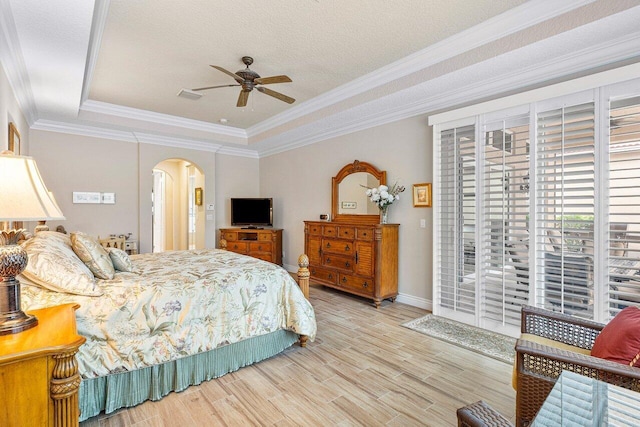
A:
[[380, 206, 389, 224]]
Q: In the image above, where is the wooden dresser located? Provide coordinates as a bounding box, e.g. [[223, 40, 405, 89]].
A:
[[219, 228, 283, 265], [0, 303, 85, 427], [304, 221, 398, 307]]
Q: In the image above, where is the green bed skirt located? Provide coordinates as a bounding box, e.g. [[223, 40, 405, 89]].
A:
[[78, 329, 299, 421]]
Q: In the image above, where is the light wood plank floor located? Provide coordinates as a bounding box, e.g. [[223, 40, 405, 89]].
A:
[[81, 284, 516, 426]]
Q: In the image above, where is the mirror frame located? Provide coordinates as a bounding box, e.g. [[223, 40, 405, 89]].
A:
[[332, 160, 386, 224]]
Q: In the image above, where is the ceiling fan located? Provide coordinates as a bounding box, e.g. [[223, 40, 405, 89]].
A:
[[192, 56, 295, 107]]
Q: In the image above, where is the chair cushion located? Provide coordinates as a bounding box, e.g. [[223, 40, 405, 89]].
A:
[[591, 306, 640, 367], [512, 333, 591, 390]]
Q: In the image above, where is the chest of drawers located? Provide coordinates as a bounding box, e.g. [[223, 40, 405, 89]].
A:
[[219, 228, 283, 265], [304, 221, 398, 307]]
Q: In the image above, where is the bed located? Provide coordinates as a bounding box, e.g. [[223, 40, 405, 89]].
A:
[[18, 231, 316, 421]]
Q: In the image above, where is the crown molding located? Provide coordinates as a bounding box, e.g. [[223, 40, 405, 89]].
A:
[[256, 25, 640, 158], [246, 0, 596, 138], [133, 132, 222, 152], [80, 0, 110, 105], [31, 118, 138, 142], [216, 145, 259, 158], [0, 0, 37, 125], [81, 99, 248, 139]]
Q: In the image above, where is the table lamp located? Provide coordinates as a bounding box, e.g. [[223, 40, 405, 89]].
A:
[[0, 151, 65, 335]]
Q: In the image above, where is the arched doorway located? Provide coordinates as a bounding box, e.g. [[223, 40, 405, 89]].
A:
[[152, 159, 205, 252]]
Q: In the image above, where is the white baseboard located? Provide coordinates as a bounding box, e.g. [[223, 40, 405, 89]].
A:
[[395, 293, 432, 311]]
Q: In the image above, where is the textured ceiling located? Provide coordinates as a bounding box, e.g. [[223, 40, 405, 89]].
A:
[[88, 0, 527, 129]]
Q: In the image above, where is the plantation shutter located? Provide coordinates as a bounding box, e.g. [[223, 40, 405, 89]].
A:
[[608, 96, 640, 316], [438, 124, 476, 316], [481, 116, 530, 328], [536, 102, 595, 318]]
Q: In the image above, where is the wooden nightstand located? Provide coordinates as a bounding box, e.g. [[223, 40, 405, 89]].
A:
[[0, 303, 86, 427]]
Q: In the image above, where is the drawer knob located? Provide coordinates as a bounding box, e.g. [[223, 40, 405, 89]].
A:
[[258, 245, 262, 250], [328, 274, 333, 279], [363, 282, 368, 288], [341, 277, 347, 283], [326, 258, 331, 264], [345, 262, 350, 267], [345, 244, 350, 251], [326, 242, 331, 248]]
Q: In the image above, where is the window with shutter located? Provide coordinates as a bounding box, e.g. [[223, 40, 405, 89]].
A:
[[608, 96, 640, 316], [482, 116, 530, 328], [437, 124, 476, 317], [536, 102, 595, 318]]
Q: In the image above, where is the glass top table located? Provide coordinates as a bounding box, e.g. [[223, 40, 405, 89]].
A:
[[532, 370, 640, 426]]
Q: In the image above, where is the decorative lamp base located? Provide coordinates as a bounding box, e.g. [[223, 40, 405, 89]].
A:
[[0, 233, 37, 335]]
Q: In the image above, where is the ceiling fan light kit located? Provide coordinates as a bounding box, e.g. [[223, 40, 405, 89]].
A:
[[191, 56, 295, 108]]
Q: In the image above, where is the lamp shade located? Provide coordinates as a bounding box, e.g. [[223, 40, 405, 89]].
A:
[[0, 152, 65, 221]]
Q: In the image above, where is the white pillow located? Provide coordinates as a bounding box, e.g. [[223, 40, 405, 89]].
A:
[[22, 232, 103, 296]]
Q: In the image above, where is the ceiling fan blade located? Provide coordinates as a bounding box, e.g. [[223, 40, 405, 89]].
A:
[[210, 65, 244, 83], [237, 89, 250, 107], [256, 87, 295, 104], [191, 84, 240, 91], [254, 75, 292, 85]]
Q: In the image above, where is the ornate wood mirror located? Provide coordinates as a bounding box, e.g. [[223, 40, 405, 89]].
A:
[[332, 160, 386, 224]]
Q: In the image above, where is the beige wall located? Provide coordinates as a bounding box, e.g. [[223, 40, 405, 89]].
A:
[[29, 130, 139, 238], [259, 115, 433, 307], [1, 65, 28, 154], [214, 154, 260, 244]]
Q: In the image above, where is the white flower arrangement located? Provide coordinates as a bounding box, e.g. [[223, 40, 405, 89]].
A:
[[363, 181, 405, 210]]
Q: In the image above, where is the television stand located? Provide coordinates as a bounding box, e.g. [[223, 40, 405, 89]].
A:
[[219, 228, 283, 266]]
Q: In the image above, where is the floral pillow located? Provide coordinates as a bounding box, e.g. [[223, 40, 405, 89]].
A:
[[71, 232, 115, 280], [107, 248, 134, 272], [21, 232, 103, 296]]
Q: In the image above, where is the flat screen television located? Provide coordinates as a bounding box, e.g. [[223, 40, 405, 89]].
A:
[[230, 198, 273, 228]]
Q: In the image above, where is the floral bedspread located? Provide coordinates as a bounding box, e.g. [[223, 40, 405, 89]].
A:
[[20, 249, 316, 379]]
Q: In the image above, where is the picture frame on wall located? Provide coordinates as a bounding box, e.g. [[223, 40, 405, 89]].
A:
[[195, 187, 203, 206], [8, 122, 20, 154], [413, 183, 432, 207]]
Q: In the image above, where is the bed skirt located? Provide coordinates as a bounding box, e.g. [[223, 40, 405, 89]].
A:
[[78, 329, 299, 421]]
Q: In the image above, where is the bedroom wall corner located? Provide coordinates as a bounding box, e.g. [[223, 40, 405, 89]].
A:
[[0, 62, 29, 154]]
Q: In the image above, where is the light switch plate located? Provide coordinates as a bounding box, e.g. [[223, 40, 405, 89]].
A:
[[206, 204, 215, 211]]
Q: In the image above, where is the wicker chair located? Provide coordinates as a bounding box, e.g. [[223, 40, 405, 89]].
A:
[[515, 305, 640, 426]]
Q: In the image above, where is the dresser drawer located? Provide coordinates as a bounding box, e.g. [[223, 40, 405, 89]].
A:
[[310, 266, 338, 285], [322, 253, 354, 272], [322, 239, 354, 256], [338, 274, 374, 296], [251, 252, 274, 263], [258, 233, 272, 241], [337, 226, 355, 240], [307, 223, 322, 235], [223, 231, 238, 241], [356, 227, 375, 241], [227, 241, 248, 252], [249, 241, 272, 253], [322, 225, 338, 237]]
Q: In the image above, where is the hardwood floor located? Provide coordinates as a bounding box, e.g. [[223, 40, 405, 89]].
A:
[[80, 284, 516, 426]]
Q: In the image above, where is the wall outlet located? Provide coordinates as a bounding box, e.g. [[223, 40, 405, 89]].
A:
[[420, 219, 426, 228], [206, 204, 215, 211]]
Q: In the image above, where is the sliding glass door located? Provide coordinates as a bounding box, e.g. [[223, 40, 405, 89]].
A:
[[434, 78, 640, 334]]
